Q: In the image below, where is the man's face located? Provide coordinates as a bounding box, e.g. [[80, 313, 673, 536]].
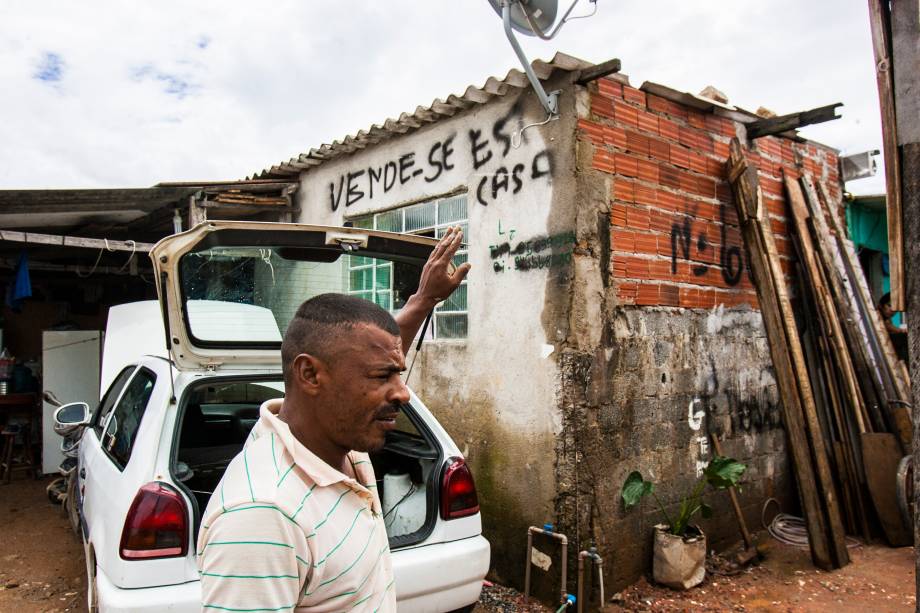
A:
[[881, 303, 895, 319], [316, 323, 409, 454]]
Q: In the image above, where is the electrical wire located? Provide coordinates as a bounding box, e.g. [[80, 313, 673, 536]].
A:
[[761, 498, 861, 549], [383, 483, 417, 527], [75, 239, 113, 278], [75, 238, 137, 278]]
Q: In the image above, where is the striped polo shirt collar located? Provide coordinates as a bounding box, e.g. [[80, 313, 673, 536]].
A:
[[256, 399, 381, 513]]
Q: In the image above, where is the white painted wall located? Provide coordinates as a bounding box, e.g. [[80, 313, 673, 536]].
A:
[[293, 91, 575, 440]]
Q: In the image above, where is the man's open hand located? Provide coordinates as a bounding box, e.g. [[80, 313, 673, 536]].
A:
[[415, 226, 471, 307], [394, 226, 472, 354]]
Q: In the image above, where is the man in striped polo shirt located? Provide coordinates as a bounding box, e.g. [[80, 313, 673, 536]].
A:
[[197, 228, 470, 612]]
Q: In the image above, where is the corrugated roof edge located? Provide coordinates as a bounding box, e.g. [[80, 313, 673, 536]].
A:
[[248, 52, 593, 180], [249, 53, 840, 181]]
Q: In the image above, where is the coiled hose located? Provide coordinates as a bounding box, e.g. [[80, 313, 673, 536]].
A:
[[761, 498, 861, 548]]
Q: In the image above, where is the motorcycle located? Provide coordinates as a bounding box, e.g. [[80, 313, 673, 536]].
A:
[[48, 391, 91, 537]]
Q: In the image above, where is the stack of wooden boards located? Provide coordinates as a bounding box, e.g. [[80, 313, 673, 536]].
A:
[[727, 138, 913, 571]]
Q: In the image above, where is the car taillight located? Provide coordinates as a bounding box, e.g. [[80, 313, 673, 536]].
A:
[[440, 457, 479, 520], [120, 482, 188, 560]]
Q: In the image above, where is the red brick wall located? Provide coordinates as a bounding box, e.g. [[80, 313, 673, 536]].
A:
[[579, 78, 841, 310]]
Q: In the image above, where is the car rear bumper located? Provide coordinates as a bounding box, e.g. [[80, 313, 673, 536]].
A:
[[96, 535, 489, 613], [96, 565, 200, 613], [393, 535, 490, 612]]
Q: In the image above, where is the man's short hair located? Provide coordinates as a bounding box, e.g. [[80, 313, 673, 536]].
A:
[[281, 293, 400, 384], [880, 292, 892, 308]]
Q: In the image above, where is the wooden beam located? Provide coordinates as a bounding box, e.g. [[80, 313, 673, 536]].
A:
[[786, 175, 868, 433], [745, 103, 842, 140], [575, 58, 622, 85], [786, 174, 873, 539], [800, 177, 887, 433], [0, 230, 153, 252], [868, 0, 904, 310], [728, 138, 849, 570], [0, 258, 148, 276], [891, 0, 920, 147], [0, 187, 197, 214], [815, 180, 913, 451]]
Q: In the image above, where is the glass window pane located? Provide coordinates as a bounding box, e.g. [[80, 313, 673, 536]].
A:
[[438, 196, 467, 224], [374, 292, 391, 311], [404, 202, 436, 232], [350, 268, 372, 290], [452, 252, 468, 267], [375, 264, 391, 290], [351, 216, 374, 230], [437, 283, 467, 312], [375, 210, 403, 232], [104, 369, 156, 469], [180, 250, 423, 342], [436, 314, 467, 339], [93, 366, 135, 438], [436, 222, 468, 240]]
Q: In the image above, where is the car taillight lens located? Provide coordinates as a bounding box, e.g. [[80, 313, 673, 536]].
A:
[[120, 482, 188, 560], [440, 458, 479, 520]]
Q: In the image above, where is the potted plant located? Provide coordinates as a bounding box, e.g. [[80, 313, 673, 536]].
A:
[[620, 456, 746, 590]]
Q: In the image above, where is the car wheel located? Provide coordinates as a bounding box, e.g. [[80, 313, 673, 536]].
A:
[[447, 606, 475, 613], [84, 545, 98, 613]]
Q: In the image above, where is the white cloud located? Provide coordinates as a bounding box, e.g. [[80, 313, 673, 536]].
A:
[[0, 1, 887, 195]]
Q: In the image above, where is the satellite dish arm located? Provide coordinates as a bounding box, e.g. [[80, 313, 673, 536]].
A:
[[501, 0, 559, 116], [520, 0, 584, 40]]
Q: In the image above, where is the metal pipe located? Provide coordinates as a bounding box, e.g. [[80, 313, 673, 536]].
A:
[[576, 554, 585, 612], [595, 558, 604, 609], [524, 529, 533, 600], [501, 1, 558, 116], [576, 548, 604, 613], [524, 525, 569, 605]]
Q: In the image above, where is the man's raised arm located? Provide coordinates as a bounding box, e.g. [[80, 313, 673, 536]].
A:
[[395, 226, 471, 354]]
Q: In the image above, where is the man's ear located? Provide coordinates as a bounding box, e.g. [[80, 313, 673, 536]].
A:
[[291, 353, 326, 396]]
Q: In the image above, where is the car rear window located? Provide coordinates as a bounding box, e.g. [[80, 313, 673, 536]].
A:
[[179, 247, 424, 346]]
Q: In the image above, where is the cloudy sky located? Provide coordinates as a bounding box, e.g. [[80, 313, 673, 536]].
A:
[[0, 1, 885, 194]]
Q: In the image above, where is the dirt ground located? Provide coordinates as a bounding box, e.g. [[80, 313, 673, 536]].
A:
[[0, 477, 915, 612], [607, 540, 915, 612], [0, 477, 84, 612]]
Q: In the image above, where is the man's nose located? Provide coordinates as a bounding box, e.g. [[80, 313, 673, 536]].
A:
[[388, 376, 411, 405]]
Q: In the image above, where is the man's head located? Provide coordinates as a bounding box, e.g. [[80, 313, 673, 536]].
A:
[[879, 292, 895, 319], [281, 293, 409, 455]]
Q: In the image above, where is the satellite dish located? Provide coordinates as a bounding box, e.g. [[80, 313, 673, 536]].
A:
[[487, 0, 559, 37], [485, 0, 594, 117]]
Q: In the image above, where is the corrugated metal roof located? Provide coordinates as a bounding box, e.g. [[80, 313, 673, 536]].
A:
[[250, 52, 593, 180]]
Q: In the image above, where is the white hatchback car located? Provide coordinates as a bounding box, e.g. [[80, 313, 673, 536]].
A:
[[67, 222, 490, 612]]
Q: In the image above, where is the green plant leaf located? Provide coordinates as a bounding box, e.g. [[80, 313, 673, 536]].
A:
[[700, 503, 713, 519], [704, 456, 746, 489], [621, 471, 654, 510]]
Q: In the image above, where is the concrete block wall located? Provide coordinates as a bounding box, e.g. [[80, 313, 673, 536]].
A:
[[566, 75, 843, 592]]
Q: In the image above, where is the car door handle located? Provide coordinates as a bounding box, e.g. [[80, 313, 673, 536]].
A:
[[80, 468, 86, 479]]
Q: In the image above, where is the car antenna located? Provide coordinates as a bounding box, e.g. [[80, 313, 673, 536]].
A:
[[404, 308, 434, 385]]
